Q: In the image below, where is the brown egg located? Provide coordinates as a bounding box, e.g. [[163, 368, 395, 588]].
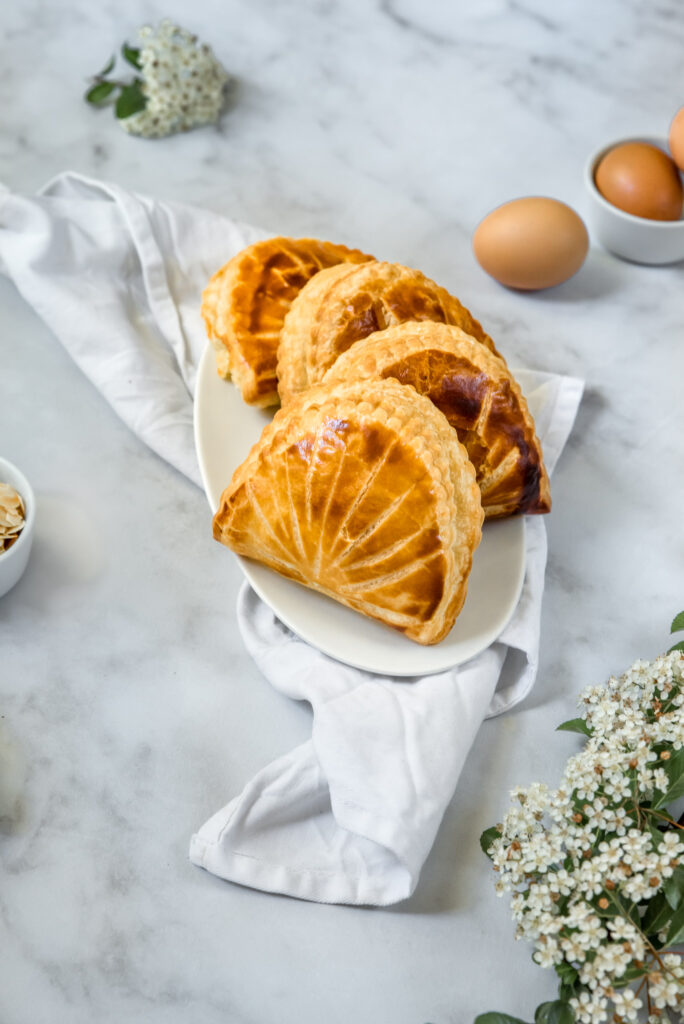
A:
[[472, 197, 589, 291], [594, 142, 683, 221], [669, 107, 684, 172]]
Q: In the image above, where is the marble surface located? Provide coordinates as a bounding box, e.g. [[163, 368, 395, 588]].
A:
[[1, 0, 683, 1021]]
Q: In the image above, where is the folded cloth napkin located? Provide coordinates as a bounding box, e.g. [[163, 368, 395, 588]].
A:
[[0, 171, 268, 483], [0, 172, 583, 905]]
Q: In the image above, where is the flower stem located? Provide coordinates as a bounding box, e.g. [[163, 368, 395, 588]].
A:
[[641, 806, 684, 831]]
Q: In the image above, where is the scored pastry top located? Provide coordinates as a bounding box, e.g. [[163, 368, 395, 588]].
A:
[[202, 236, 373, 407], [324, 321, 550, 519], [213, 378, 484, 645], [276, 260, 499, 405]]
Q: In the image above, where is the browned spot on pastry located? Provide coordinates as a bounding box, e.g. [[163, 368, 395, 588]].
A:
[[360, 424, 387, 464], [337, 298, 383, 352]]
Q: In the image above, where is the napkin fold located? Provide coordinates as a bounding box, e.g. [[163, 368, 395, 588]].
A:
[[0, 172, 583, 905], [0, 171, 267, 483]]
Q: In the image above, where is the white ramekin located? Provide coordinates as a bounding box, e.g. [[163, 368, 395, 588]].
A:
[[584, 136, 684, 265], [0, 457, 35, 599]]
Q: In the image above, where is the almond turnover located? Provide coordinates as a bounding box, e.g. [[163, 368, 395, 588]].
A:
[[213, 378, 483, 644]]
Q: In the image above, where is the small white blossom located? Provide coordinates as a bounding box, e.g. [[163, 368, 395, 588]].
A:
[[651, 966, 682, 1010], [119, 20, 229, 138], [611, 987, 642, 1021], [570, 989, 609, 1023]]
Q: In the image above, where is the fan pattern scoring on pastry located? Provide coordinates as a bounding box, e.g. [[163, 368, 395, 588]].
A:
[[213, 378, 484, 645], [201, 237, 373, 407], [276, 260, 500, 405], [324, 322, 550, 519]]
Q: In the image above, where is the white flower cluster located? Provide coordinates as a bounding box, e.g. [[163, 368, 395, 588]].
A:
[[488, 651, 684, 1024], [119, 21, 229, 138]]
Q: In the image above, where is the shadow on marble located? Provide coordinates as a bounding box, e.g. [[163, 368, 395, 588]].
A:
[[0, 800, 24, 836], [0, 720, 25, 835], [523, 249, 624, 304], [562, 385, 607, 450], [20, 492, 103, 589], [215, 76, 243, 137]]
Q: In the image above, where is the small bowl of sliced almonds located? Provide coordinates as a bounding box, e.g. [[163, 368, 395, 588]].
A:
[[0, 457, 35, 599]]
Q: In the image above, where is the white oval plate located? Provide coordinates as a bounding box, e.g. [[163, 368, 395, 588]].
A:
[[194, 344, 526, 676]]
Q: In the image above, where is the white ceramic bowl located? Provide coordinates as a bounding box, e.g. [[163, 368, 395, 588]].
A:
[[0, 457, 35, 599], [584, 136, 684, 264]]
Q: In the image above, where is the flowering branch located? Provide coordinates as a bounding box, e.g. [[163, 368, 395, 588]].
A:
[[476, 611, 684, 1024], [84, 22, 229, 137]]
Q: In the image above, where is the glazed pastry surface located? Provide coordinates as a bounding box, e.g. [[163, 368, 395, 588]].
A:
[[202, 237, 373, 406], [213, 378, 484, 644], [276, 261, 499, 405], [324, 322, 550, 519]]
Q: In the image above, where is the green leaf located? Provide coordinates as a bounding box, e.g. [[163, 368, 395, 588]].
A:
[[84, 81, 117, 106], [535, 1002, 575, 1024], [556, 718, 591, 737], [559, 981, 581, 1004], [668, 639, 684, 654], [555, 894, 570, 918], [96, 54, 115, 77], [594, 890, 641, 928], [641, 891, 673, 936], [554, 962, 578, 986], [593, 897, 619, 918], [652, 747, 684, 810], [670, 611, 684, 634], [535, 1005, 554, 1024], [115, 80, 146, 119], [664, 865, 684, 911], [474, 1014, 531, 1024], [480, 825, 501, 859], [665, 898, 684, 945], [557, 962, 577, 1003], [626, 900, 642, 929], [613, 963, 649, 988], [122, 43, 142, 69]]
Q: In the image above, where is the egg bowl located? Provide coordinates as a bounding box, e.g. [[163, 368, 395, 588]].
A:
[[0, 457, 35, 600], [584, 136, 684, 265]]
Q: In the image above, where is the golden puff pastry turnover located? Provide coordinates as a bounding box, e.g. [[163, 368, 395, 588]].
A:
[[213, 378, 484, 645], [324, 322, 550, 519], [276, 260, 500, 405], [202, 237, 373, 407]]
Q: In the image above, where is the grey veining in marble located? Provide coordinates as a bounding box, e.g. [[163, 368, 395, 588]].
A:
[[1, 0, 684, 1022]]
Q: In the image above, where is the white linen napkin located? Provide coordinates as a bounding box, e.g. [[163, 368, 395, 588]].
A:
[[0, 171, 268, 484], [0, 172, 583, 905]]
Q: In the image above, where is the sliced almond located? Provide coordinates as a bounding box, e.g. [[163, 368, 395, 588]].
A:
[[0, 482, 26, 550]]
